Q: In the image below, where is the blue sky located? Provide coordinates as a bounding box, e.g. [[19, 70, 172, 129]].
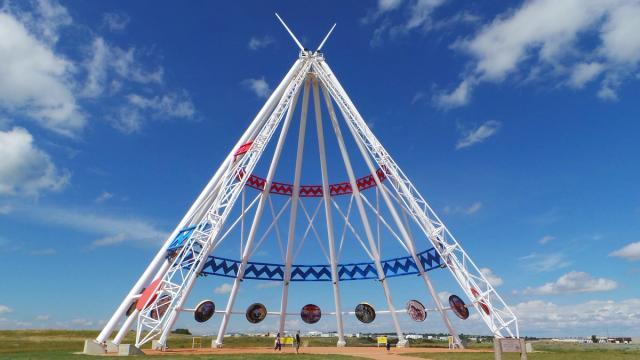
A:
[[0, 0, 639, 338]]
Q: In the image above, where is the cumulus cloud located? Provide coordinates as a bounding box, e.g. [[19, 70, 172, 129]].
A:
[[248, 36, 274, 50], [609, 241, 640, 261], [82, 37, 164, 99], [0, 127, 69, 196], [0, 12, 84, 136], [513, 298, 640, 334], [0, 1, 194, 138], [0, 304, 13, 314], [569, 62, 605, 88], [456, 120, 501, 149], [242, 77, 271, 98], [214, 283, 233, 294], [109, 92, 195, 134], [442, 0, 640, 108], [523, 271, 617, 295], [480, 268, 503, 287]]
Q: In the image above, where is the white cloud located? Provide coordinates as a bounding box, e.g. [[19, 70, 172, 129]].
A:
[[0, 127, 69, 196], [443, 0, 640, 107], [404, 0, 447, 31], [248, 36, 275, 50], [70, 318, 93, 327], [17, 0, 72, 45], [523, 271, 617, 295], [538, 235, 556, 245], [0, 12, 84, 136], [0, 204, 12, 214], [610, 241, 640, 261], [367, 0, 447, 44], [0, 304, 13, 314], [519, 252, 571, 273], [102, 12, 130, 31], [127, 92, 195, 118], [20, 204, 167, 248], [456, 120, 501, 149], [480, 268, 503, 287], [214, 283, 233, 294], [95, 191, 113, 204], [35, 314, 51, 321], [513, 298, 640, 334], [465, 201, 482, 214], [434, 78, 474, 109], [256, 281, 281, 289], [361, 0, 404, 24], [82, 37, 164, 99], [443, 201, 482, 215], [242, 77, 271, 99], [569, 62, 605, 88], [109, 92, 195, 134]]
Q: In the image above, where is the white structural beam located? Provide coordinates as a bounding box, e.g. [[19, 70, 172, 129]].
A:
[[312, 76, 346, 347], [323, 81, 463, 348], [315, 60, 518, 338], [279, 77, 310, 336], [214, 68, 304, 347], [317, 77, 407, 347]]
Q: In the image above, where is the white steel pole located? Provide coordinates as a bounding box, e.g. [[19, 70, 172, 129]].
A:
[[95, 59, 303, 344], [214, 71, 304, 347], [317, 60, 518, 338], [320, 83, 407, 345], [322, 79, 463, 348], [311, 77, 346, 347], [278, 77, 310, 336]]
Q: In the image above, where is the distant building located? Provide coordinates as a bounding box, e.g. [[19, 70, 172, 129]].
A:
[[405, 334, 423, 340]]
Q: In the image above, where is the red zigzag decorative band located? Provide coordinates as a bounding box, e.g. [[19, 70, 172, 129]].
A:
[[240, 167, 388, 197]]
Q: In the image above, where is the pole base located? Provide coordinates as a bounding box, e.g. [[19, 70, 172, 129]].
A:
[[213, 340, 224, 348], [106, 341, 119, 353], [118, 344, 145, 356], [336, 339, 346, 347], [396, 339, 409, 348], [151, 340, 165, 351], [83, 339, 106, 355]]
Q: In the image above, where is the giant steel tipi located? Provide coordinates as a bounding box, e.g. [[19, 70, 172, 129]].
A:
[[86, 16, 518, 354]]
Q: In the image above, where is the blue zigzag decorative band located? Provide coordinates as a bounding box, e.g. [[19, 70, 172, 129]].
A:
[[199, 248, 441, 281]]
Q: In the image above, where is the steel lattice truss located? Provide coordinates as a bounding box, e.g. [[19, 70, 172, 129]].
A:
[[93, 19, 519, 352]]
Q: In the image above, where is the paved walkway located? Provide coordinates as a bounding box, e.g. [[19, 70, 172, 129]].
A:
[[146, 346, 491, 360]]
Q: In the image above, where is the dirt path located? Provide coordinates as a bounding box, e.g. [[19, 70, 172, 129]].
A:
[[146, 346, 491, 360]]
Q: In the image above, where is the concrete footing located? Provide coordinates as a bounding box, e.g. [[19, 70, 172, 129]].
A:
[[151, 340, 165, 351], [106, 341, 119, 353], [83, 340, 106, 355], [336, 340, 346, 347], [396, 339, 409, 348], [119, 344, 145, 356]]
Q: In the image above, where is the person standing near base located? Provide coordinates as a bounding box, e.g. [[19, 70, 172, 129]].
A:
[[386, 340, 391, 351], [274, 332, 282, 351], [295, 331, 301, 354]]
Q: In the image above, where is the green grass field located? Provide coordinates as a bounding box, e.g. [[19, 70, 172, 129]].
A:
[[0, 331, 638, 360]]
